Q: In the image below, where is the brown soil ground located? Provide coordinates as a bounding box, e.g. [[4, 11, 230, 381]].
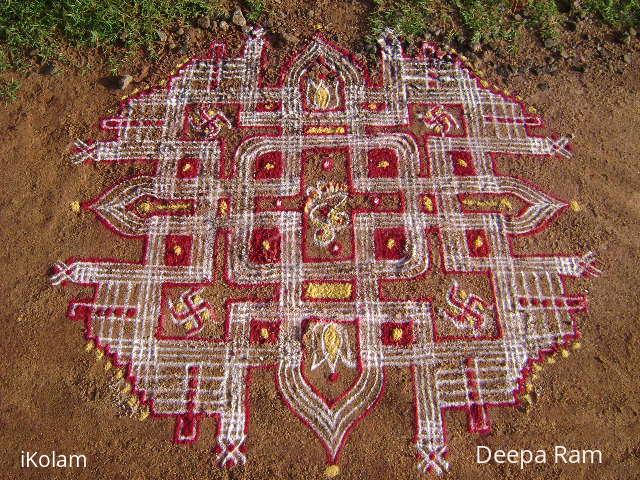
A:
[[1, 3, 639, 479]]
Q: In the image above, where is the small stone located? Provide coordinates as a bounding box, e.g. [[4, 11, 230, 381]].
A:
[[497, 64, 510, 78], [514, 13, 523, 21], [157, 30, 168, 42], [232, 8, 247, 27], [40, 62, 55, 75], [270, 32, 287, 49], [282, 32, 299, 44], [219, 20, 229, 31], [619, 31, 631, 45], [176, 27, 185, 36], [197, 16, 211, 29], [543, 38, 557, 49], [116, 74, 133, 90], [136, 65, 150, 81], [557, 0, 571, 13], [623, 53, 632, 64]]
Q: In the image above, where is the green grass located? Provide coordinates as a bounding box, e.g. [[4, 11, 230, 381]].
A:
[[0, 78, 20, 102], [244, 0, 266, 22], [0, 0, 639, 102], [584, 0, 640, 27], [369, 0, 640, 48], [0, 0, 219, 68], [368, 0, 532, 48], [369, 0, 454, 43], [1, 0, 638, 69], [524, 0, 561, 40], [453, 0, 519, 44]]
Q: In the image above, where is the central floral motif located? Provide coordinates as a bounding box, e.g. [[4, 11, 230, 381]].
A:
[[304, 181, 350, 248]]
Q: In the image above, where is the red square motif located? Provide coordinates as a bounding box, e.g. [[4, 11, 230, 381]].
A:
[[451, 151, 476, 176], [367, 148, 399, 178], [250, 320, 280, 344], [165, 235, 193, 266], [374, 228, 406, 260], [381, 322, 414, 346], [466, 229, 490, 257], [250, 227, 281, 263], [254, 151, 284, 180], [177, 158, 200, 179]]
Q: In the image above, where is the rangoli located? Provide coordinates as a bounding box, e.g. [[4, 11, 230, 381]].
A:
[[50, 29, 601, 475]]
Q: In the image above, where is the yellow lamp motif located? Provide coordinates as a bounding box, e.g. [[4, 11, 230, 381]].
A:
[[308, 78, 339, 110], [314, 81, 331, 109]]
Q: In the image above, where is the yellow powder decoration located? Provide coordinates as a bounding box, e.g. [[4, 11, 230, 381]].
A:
[[391, 327, 403, 342], [462, 197, 513, 211], [305, 282, 352, 300], [323, 324, 341, 362], [324, 465, 340, 478], [305, 126, 346, 135], [423, 196, 434, 212], [314, 84, 331, 109], [218, 199, 228, 217]]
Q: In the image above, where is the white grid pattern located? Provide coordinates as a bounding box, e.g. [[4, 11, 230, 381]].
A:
[[51, 29, 599, 473]]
